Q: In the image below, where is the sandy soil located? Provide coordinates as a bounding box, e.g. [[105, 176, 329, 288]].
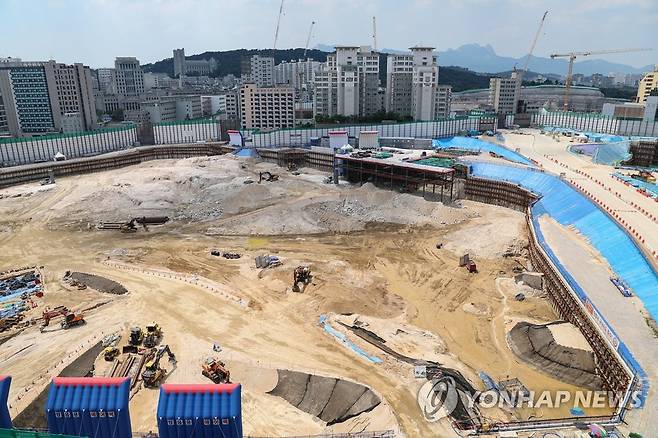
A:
[[0, 155, 605, 436]]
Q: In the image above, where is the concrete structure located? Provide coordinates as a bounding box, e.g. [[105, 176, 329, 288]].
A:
[[142, 95, 202, 123], [173, 48, 217, 77], [600, 96, 658, 123], [489, 71, 521, 114], [274, 59, 322, 102], [0, 60, 97, 136], [455, 85, 606, 113], [201, 91, 239, 119], [242, 55, 275, 87], [96, 68, 116, 93], [435, 85, 452, 117], [60, 112, 84, 133], [239, 84, 294, 130], [114, 57, 144, 113], [173, 48, 186, 77], [0, 90, 8, 135], [314, 45, 381, 119], [386, 47, 451, 120], [637, 64, 658, 104]]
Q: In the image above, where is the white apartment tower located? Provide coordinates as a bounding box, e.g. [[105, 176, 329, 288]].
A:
[[245, 55, 275, 87], [385, 47, 450, 120], [489, 71, 521, 114], [313, 46, 382, 118]]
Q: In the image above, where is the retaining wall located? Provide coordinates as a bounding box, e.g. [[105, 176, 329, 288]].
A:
[[0, 143, 232, 188]]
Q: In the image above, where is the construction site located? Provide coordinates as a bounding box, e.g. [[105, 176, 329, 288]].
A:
[[0, 126, 657, 438]]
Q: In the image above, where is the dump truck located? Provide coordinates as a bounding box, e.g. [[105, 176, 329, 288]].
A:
[[201, 357, 230, 384], [142, 345, 176, 387]]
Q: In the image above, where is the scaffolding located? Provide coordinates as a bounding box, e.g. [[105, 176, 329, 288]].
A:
[[334, 156, 455, 202]]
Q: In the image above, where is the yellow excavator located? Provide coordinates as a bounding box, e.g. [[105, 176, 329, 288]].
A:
[[141, 345, 176, 387], [103, 347, 120, 361], [144, 323, 162, 348]]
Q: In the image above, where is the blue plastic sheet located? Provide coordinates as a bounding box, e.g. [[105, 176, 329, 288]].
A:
[[468, 161, 653, 405], [319, 315, 382, 364], [433, 137, 534, 166]]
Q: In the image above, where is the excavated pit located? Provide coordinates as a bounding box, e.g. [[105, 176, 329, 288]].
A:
[[508, 321, 602, 389], [268, 370, 380, 425], [67, 272, 127, 295]]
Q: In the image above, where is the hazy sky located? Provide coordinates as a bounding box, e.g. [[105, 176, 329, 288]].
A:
[[1, 0, 656, 68]]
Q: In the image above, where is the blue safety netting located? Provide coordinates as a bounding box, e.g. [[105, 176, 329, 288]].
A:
[[468, 162, 658, 320], [433, 137, 534, 166]]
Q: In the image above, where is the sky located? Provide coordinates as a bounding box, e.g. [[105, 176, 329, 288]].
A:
[[1, 0, 656, 69]]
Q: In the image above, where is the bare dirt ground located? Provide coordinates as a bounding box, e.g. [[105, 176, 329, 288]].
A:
[[0, 155, 607, 436]]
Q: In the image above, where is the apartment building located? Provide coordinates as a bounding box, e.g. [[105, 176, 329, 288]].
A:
[[313, 46, 382, 118], [242, 55, 275, 87], [489, 71, 521, 114], [385, 47, 451, 120], [637, 64, 658, 104], [239, 84, 294, 130], [274, 59, 322, 102], [435, 85, 452, 118], [0, 59, 97, 136]]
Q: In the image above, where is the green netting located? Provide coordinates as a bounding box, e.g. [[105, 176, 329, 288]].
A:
[[413, 157, 455, 168], [0, 125, 135, 145], [154, 118, 218, 126], [0, 429, 79, 438]]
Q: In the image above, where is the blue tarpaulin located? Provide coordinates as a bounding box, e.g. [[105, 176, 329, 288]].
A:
[[46, 377, 132, 438], [157, 383, 243, 438], [468, 162, 658, 319], [0, 376, 11, 429], [433, 137, 534, 166]]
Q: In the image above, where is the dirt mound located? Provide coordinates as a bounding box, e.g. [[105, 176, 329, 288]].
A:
[[68, 272, 127, 294], [507, 321, 602, 389], [268, 370, 380, 425]]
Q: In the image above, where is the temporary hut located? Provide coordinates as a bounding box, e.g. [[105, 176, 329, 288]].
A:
[[46, 377, 132, 438], [157, 383, 242, 438]]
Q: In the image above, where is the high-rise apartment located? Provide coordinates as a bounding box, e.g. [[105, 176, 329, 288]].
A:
[[637, 64, 658, 104], [489, 71, 521, 114], [313, 46, 381, 118], [385, 47, 451, 120]]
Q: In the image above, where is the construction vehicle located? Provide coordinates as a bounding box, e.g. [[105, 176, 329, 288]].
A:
[[466, 261, 478, 274], [61, 313, 85, 329], [144, 323, 162, 348], [141, 345, 176, 387], [550, 48, 650, 110], [292, 266, 312, 293], [104, 347, 120, 361], [201, 357, 230, 384], [258, 171, 279, 183], [41, 306, 70, 328], [129, 327, 144, 346]]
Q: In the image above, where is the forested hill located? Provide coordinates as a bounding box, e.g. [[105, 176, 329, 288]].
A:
[[144, 49, 495, 92], [143, 48, 328, 77]]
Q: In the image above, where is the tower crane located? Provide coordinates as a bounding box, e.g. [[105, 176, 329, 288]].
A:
[[372, 16, 378, 51], [522, 11, 548, 74], [273, 0, 285, 49], [550, 48, 651, 110], [303, 21, 316, 59]]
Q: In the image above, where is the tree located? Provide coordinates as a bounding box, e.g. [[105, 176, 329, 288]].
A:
[[650, 88, 658, 97], [111, 109, 124, 121]]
